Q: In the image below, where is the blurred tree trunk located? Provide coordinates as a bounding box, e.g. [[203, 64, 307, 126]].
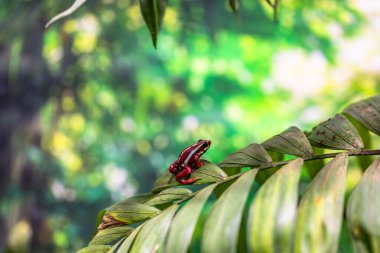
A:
[[0, 1, 71, 252]]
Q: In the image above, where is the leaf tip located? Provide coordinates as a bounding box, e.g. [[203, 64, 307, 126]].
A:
[[292, 157, 304, 166], [45, 17, 57, 28], [152, 38, 158, 49], [228, 0, 239, 14]]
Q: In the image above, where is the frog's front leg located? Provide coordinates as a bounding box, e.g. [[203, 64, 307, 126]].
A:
[[169, 161, 179, 174], [193, 154, 205, 168], [175, 165, 200, 184]]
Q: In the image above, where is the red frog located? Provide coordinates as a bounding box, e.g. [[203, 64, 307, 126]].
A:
[[169, 139, 212, 184]]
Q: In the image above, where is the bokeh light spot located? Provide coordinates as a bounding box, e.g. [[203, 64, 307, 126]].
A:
[[154, 134, 169, 150], [120, 117, 136, 133], [69, 113, 85, 133], [182, 115, 199, 132], [127, 4, 144, 30], [136, 140, 152, 156], [8, 219, 32, 251], [164, 7, 179, 31], [62, 93, 75, 111], [53, 231, 68, 248], [225, 103, 244, 122]]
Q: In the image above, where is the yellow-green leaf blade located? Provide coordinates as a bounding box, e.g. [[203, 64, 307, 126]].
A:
[[129, 205, 179, 253], [124, 193, 155, 204], [139, 0, 167, 48], [219, 144, 272, 168], [294, 153, 348, 253], [346, 158, 380, 253], [76, 245, 111, 253], [201, 169, 258, 253], [105, 201, 161, 225], [145, 187, 192, 206], [89, 226, 134, 246], [107, 237, 125, 253], [165, 184, 217, 253], [262, 126, 313, 157], [248, 158, 303, 253], [192, 161, 228, 183], [308, 114, 364, 150], [46, 0, 87, 28], [112, 225, 143, 253], [152, 160, 227, 193]]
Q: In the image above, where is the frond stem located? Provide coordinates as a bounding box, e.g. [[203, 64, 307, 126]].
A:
[[259, 149, 380, 170]]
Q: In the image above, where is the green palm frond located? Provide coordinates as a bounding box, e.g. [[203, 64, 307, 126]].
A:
[[78, 95, 380, 253]]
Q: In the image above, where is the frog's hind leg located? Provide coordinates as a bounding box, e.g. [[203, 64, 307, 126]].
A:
[[176, 165, 200, 184]]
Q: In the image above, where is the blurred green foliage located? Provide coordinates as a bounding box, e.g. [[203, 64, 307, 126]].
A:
[[0, 0, 380, 252]]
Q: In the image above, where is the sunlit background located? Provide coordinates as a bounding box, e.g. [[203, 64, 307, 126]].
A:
[[1, 0, 380, 252]]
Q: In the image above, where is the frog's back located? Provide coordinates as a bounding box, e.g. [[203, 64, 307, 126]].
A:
[[177, 146, 193, 164]]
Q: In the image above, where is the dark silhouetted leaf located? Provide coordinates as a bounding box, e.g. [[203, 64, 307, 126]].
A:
[[347, 158, 380, 253], [129, 205, 179, 253], [273, 0, 280, 21], [264, 0, 280, 21], [152, 160, 227, 193], [248, 159, 303, 253], [308, 114, 363, 150], [139, 0, 167, 48], [89, 226, 134, 246], [165, 184, 217, 253], [262, 126, 313, 157], [228, 0, 239, 13], [145, 187, 192, 206], [201, 169, 258, 253], [46, 0, 87, 28], [344, 95, 380, 136], [294, 153, 348, 253], [76, 245, 111, 253], [219, 144, 272, 168]]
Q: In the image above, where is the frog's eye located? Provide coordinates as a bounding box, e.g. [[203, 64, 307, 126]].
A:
[[198, 139, 204, 143]]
